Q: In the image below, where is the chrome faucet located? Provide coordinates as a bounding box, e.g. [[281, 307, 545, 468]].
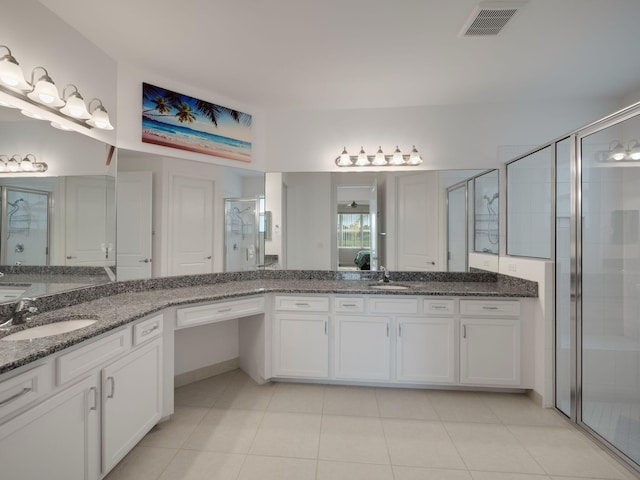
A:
[[0, 298, 38, 329], [379, 266, 391, 283]]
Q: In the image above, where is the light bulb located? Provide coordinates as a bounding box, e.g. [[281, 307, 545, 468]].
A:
[[7, 158, 19, 172], [407, 145, 423, 165], [372, 146, 387, 166], [389, 146, 405, 165], [27, 68, 64, 107], [87, 104, 114, 130], [355, 146, 370, 166], [628, 141, 640, 161], [51, 121, 74, 131], [608, 141, 626, 161], [336, 147, 353, 166], [60, 92, 91, 119], [20, 156, 34, 171], [20, 109, 45, 120], [0, 47, 30, 91]]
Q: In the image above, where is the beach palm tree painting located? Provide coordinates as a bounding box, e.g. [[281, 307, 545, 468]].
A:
[[142, 83, 252, 162]]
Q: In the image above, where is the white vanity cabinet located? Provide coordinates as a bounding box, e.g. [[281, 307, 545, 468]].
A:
[[396, 299, 456, 384], [334, 315, 391, 380], [272, 296, 329, 378], [0, 374, 99, 480], [459, 300, 521, 386], [0, 312, 165, 480]]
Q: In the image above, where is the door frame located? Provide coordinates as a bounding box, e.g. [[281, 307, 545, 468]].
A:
[[445, 180, 468, 272]]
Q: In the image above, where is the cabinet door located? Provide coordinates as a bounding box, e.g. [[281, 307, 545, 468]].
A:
[[0, 375, 99, 480], [460, 318, 521, 386], [334, 315, 390, 380], [273, 314, 329, 378], [102, 339, 162, 474], [397, 317, 455, 384]]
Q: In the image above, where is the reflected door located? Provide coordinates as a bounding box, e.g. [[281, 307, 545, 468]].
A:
[[117, 172, 152, 280], [1, 187, 49, 265], [168, 176, 214, 275], [447, 183, 467, 272], [224, 198, 258, 271]]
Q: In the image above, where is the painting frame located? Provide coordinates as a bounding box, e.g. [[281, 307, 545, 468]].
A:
[[141, 82, 252, 162]]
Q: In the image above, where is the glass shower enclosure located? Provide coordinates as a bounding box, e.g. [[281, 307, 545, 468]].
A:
[[224, 197, 261, 271]]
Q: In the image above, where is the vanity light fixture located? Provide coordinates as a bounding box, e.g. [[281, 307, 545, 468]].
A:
[[0, 46, 30, 91], [0, 44, 115, 130], [336, 145, 423, 167], [86, 98, 114, 130], [628, 140, 640, 161], [0, 154, 48, 173]]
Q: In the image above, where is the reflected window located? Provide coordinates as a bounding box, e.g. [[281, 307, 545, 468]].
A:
[[337, 213, 370, 249]]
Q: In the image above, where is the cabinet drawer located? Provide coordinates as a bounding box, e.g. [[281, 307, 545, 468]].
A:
[[423, 299, 455, 315], [0, 364, 52, 421], [133, 314, 163, 345], [367, 297, 418, 314], [460, 300, 520, 317], [176, 296, 265, 328], [335, 297, 365, 313], [56, 328, 131, 385], [274, 296, 329, 312]]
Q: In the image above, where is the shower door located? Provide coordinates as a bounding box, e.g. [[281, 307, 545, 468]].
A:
[[577, 111, 640, 466], [224, 198, 259, 271], [1, 187, 50, 265]]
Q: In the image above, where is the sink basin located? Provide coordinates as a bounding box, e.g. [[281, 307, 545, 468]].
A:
[[2, 319, 97, 341], [369, 284, 410, 290]]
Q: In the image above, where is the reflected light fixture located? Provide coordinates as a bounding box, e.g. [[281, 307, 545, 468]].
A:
[[335, 145, 424, 167], [27, 66, 64, 107], [86, 98, 114, 130], [0, 45, 30, 91], [0, 154, 48, 173], [604, 139, 640, 162]]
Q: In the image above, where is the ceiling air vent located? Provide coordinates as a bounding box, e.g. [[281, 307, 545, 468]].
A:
[[458, 1, 526, 37]]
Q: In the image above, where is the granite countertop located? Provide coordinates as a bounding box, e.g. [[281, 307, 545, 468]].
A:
[[0, 271, 538, 376]]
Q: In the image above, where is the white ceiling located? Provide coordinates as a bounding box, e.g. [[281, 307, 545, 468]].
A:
[[38, 0, 640, 110]]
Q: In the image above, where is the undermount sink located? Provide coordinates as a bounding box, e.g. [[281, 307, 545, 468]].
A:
[[2, 319, 97, 341], [368, 283, 410, 290]]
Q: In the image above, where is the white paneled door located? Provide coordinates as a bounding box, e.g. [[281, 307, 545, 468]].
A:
[[396, 173, 439, 270], [117, 171, 152, 280], [168, 175, 214, 275]]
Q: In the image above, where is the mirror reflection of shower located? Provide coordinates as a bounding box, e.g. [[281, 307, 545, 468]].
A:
[[474, 170, 499, 255], [1, 187, 50, 265], [224, 197, 260, 271]]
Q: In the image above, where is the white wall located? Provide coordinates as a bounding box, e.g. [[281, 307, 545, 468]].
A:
[[265, 99, 622, 173], [174, 321, 239, 376]]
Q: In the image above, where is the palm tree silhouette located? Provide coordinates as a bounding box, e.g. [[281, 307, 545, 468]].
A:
[[142, 83, 251, 127]]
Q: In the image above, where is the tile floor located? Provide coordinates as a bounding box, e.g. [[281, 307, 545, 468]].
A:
[[105, 369, 638, 480]]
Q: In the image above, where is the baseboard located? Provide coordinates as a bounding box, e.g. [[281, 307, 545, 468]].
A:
[[527, 388, 544, 406], [174, 357, 240, 388]]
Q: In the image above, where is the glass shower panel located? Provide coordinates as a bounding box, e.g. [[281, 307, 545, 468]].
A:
[[474, 170, 499, 254], [555, 137, 572, 417], [580, 115, 640, 464], [224, 198, 258, 272], [447, 183, 467, 271], [3, 187, 49, 265]]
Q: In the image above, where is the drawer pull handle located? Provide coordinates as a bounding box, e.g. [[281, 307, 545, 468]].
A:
[[386, 324, 390, 337], [89, 386, 97, 411], [218, 308, 233, 313], [399, 324, 402, 336], [324, 321, 327, 335], [482, 306, 499, 310], [463, 325, 467, 338], [142, 325, 159, 336], [107, 376, 115, 399], [432, 305, 447, 309], [294, 303, 310, 307], [0, 387, 32, 407], [342, 303, 357, 307]]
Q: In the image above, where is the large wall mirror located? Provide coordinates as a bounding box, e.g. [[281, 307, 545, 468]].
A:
[[0, 107, 116, 303], [265, 169, 491, 272], [117, 150, 265, 281]]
